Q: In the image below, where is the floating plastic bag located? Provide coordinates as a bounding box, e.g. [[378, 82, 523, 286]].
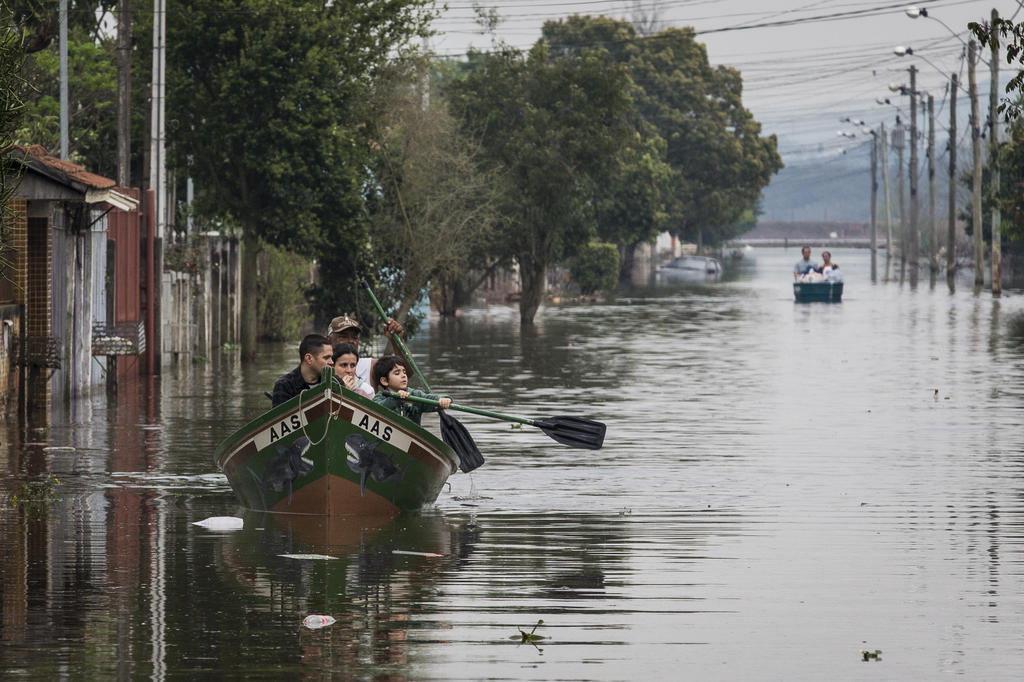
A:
[[192, 516, 243, 531], [278, 553, 339, 560], [302, 615, 336, 630]]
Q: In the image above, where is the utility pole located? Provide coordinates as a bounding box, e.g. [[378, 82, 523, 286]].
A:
[[969, 39, 984, 287], [990, 8, 1002, 295], [150, 0, 167, 240], [947, 73, 958, 286], [895, 120, 906, 272], [870, 128, 878, 281], [908, 65, 919, 282], [881, 121, 893, 253], [117, 0, 132, 186], [927, 93, 936, 273], [59, 0, 69, 159]]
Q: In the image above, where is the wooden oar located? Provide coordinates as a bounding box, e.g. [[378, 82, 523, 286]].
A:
[[360, 281, 485, 473], [385, 392, 607, 450]]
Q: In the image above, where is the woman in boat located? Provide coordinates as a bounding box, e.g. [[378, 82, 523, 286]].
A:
[[326, 314, 404, 393], [817, 251, 842, 282], [333, 343, 375, 398], [372, 355, 452, 425]]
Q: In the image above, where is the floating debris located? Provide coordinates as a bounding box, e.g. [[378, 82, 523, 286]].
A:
[[192, 516, 244, 531], [510, 620, 547, 644], [42, 446, 75, 452], [861, 649, 882, 662], [279, 553, 338, 560], [302, 615, 336, 630], [9, 475, 61, 507], [392, 550, 444, 558]]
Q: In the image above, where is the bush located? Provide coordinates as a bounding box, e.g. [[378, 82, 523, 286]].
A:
[[569, 242, 620, 294], [257, 244, 312, 341]]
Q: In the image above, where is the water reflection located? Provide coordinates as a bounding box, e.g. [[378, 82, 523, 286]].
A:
[[2, 248, 1024, 678]]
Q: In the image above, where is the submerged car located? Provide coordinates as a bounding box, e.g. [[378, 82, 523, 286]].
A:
[[657, 255, 723, 281]]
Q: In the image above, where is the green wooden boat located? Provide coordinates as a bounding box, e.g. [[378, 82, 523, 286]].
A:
[[793, 281, 843, 303], [213, 370, 459, 517]]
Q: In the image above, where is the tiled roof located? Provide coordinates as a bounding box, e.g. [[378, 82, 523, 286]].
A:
[[13, 144, 117, 191]]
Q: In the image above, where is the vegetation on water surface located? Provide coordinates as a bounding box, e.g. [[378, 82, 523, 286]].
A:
[[9, 474, 61, 508]]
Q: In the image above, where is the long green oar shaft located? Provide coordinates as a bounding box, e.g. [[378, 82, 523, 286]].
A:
[[360, 281, 430, 390], [387, 392, 537, 426]]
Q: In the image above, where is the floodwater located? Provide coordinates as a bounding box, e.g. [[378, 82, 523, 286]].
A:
[[2, 247, 1024, 679]]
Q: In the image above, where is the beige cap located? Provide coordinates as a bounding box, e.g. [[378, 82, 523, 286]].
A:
[[327, 314, 361, 335]]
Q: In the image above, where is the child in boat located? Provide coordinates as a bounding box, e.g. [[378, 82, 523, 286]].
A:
[[372, 355, 452, 425], [333, 343, 375, 398]]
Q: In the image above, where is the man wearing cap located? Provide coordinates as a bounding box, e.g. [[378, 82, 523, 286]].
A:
[[326, 314, 404, 396]]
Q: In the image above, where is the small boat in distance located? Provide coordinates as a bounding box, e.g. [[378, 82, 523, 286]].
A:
[[213, 369, 459, 517], [657, 255, 722, 282], [793, 281, 843, 303]]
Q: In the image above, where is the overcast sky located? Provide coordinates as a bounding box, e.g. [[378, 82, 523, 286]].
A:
[[430, 0, 1023, 164]]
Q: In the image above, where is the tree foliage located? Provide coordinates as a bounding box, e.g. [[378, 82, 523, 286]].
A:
[[166, 0, 433, 355], [969, 15, 1024, 122], [542, 16, 782, 246], [446, 40, 638, 322], [1, 9, 26, 257], [570, 242, 619, 294], [365, 62, 503, 326]]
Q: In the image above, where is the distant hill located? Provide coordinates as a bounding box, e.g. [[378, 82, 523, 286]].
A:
[[760, 149, 872, 223]]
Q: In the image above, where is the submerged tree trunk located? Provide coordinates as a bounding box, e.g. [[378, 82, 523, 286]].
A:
[[518, 256, 546, 325], [619, 243, 637, 282], [240, 231, 260, 361]]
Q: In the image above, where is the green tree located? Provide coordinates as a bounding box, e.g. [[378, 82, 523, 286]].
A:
[[542, 16, 782, 248], [2, 9, 26, 261], [16, 28, 117, 175], [365, 62, 502, 327], [446, 41, 637, 323], [963, 116, 1024, 244], [570, 241, 619, 294], [166, 0, 432, 359], [969, 15, 1024, 121]]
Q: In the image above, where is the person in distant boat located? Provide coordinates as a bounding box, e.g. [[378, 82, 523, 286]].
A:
[[817, 250, 842, 282], [371, 355, 451, 425], [270, 334, 334, 406], [793, 245, 818, 280], [326, 314, 404, 391], [333, 343, 375, 398]]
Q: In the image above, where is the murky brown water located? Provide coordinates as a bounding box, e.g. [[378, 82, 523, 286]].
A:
[[2, 247, 1024, 679]]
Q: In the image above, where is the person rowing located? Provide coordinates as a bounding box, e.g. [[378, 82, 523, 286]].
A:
[[326, 313, 404, 397]]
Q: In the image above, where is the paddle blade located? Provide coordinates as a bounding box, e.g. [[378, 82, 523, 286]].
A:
[[439, 411, 485, 473], [535, 416, 606, 450]]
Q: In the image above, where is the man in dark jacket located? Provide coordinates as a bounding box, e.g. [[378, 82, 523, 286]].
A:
[[271, 334, 334, 406]]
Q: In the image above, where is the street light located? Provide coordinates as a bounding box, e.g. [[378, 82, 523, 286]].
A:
[[894, 46, 913, 56], [905, 4, 988, 64]]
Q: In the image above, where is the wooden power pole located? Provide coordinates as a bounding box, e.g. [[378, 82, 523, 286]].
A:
[[908, 65, 919, 283], [990, 8, 1002, 296], [969, 40, 984, 287], [871, 127, 878, 281], [117, 0, 132, 186], [947, 73, 958, 286], [927, 93, 936, 273]]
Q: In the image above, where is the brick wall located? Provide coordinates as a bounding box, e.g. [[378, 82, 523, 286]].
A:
[[0, 200, 29, 411]]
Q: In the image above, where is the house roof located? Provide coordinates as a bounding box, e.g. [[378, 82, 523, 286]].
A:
[[13, 145, 118, 192], [12, 145, 139, 211]]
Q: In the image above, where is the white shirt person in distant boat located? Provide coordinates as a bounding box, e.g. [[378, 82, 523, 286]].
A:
[[793, 245, 818, 280], [816, 250, 843, 283]]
